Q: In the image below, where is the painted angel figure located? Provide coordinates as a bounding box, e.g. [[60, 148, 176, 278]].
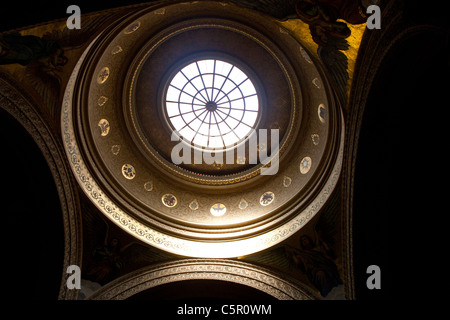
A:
[[228, 0, 378, 107], [0, 32, 68, 118], [81, 202, 176, 287], [244, 188, 344, 298], [84, 237, 124, 285], [295, 0, 372, 45], [285, 234, 342, 297], [0, 32, 67, 67]]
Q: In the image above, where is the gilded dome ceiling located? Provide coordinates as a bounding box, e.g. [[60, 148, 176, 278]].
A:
[[62, 1, 344, 258]]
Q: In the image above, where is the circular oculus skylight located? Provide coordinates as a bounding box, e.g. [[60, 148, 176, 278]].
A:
[[165, 59, 260, 150]]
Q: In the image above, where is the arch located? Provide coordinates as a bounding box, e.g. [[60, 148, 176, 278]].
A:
[[342, 0, 449, 299], [0, 73, 82, 299], [88, 259, 320, 300]]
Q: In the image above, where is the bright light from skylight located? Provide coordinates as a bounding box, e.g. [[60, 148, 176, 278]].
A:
[[165, 59, 259, 149]]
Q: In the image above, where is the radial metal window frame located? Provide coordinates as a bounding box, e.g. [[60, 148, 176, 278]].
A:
[[163, 57, 262, 151]]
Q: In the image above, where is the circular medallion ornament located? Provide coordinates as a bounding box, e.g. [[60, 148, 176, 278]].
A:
[[318, 103, 327, 123], [62, 1, 344, 258], [210, 203, 226, 216], [260, 192, 275, 206], [300, 157, 312, 174], [122, 164, 136, 180], [124, 21, 141, 34], [144, 181, 153, 192], [98, 119, 110, 136], [162, 194, 177, 208], [97, 67, 110, 84]]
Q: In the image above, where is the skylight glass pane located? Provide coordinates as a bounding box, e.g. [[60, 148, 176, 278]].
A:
[[179, 126, 195, 141], [221, 80, 236, 97], [192, 79, 208, 99], [239, 80, 257, 96], [197, 59, 215, 74], [217, 121, 232, 135], [222, 116, 239, 129], [222, 132, 238, 145], [198, 122, 210, 136], [189, 118, 203, 131], [179, 103, 192, 114], [171, 72, 188, 89], [227, 87, 243, 101], [229, 99, 244, 110], [183, 82, 198, 97], [229, 67, 247, 84], [234, 124, 250, 139], [214, 90, 227, 104], [244, 96, 259, 111], [193, 134, 208, 147], [181, 111, 196, 124], [202, 74, 214, 99], [167, 86, 180, 101], [181, 64, 198, 79], [242, 111, 258, 126], [209, 124, 221, 137], [166, 102, 180, 117], [208, 136, 223, 148], [213, 75, 226, 94], [180, 92, 194, 104], [232, 110, 245, 123], [215, 60, 233, 77], [193, 104, 205, 111], [170, 115, 184, 131]]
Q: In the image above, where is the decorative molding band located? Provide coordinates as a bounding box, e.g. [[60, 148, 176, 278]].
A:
[[88, 259, 321, 300], [0, 72, 82, 300]]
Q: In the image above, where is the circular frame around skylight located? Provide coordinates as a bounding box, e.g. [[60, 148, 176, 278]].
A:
[[162, 56, 262, 151]]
